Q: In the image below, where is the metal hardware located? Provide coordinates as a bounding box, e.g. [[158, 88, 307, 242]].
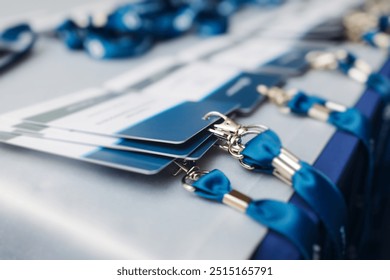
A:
[[257, 85, 296, 108], [203, 112, 302, 185], [306, 51, 339, 70], [222, 190, 252, 213], [272, 148, 301, 186], [203, 112, 268, 167], [308, 104, 332, 122], [259, 84, 348, 122], [173, 161, 209, 193], [306, 49, 373, 84], [175, 161, 252, 213], [367, 32, 390, 49]]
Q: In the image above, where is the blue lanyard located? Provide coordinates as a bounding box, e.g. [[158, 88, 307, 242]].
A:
[[336, 51, 390, 103], [258, 87, 374, 237], [307, 50, 390, 103], [53, 0, 285, 59], [258, 86, 372, 151], [181, 167, 318, 260], [0, 23, 36, 73], [1, 1, 286, 60], [204, 112, 348, 258]]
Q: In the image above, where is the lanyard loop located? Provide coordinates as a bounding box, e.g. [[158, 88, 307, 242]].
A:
[[204, 112, 348, 258], [180, 166, 318, 260]]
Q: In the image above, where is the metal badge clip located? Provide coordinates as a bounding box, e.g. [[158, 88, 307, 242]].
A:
[[257, 85, 296, 109], [306, 50, 373, 84], [305, 50, 339, 70], [203, 112, 268, 169], [175, 161, 251, 212], [173, 160, 209, 193], [203, 112, 304, 186], [258, 85, 347, 122]]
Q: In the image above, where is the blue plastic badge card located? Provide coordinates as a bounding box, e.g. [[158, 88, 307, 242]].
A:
[[1, 87, 239, 144], [0, 129, 173, 175], [0, 119, 214, 158], [0, 126, 218, 175]]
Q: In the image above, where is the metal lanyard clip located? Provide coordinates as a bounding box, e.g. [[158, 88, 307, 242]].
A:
[[174, 161, 251, 212], [257, 85, 296, 108], [203, 111, 268, 161], [258, 85, 347, 122], [306, 50, 373, 84], [204, 112, 301, 185]]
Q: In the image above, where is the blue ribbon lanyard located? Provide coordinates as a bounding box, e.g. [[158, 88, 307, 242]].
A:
[[203, 112, 348, 258], [307, 49, 390, 103], [257, 85, 372, 153], [0, 1, 286, 60], [178, 164, 318, 260], [0, 24, 36, 73], [54, 0, 288, 59], [257, 85, 375, 254], [54, 0, 243, 59]]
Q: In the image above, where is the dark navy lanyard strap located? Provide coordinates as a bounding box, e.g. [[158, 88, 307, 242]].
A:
[[203, 112, 347, 258], [181, 167, 318, 260], [379, 15, 390, 33], [0, 23, 36, 73]]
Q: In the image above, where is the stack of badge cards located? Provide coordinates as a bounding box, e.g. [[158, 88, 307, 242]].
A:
[[0, 58, 285, 175]]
